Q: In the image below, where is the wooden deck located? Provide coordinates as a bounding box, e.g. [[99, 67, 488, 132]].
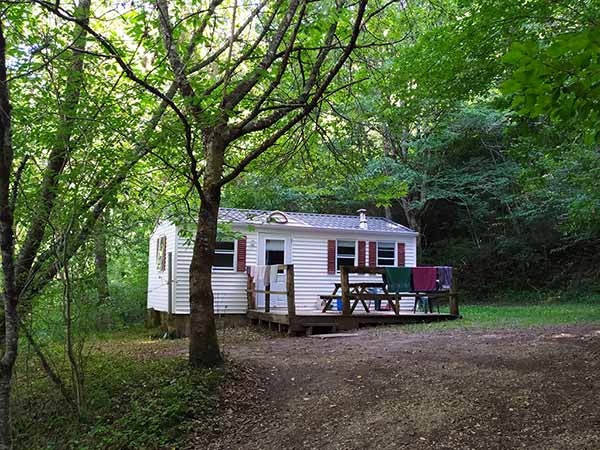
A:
[[247, 309, 459, 335], [246, 264, 460, 335]]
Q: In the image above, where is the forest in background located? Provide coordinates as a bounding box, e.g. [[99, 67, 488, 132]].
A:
[[1, 0, 599, 448], [13, 0, 596, 336]]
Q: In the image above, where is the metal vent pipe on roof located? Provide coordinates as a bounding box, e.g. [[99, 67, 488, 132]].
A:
[[357, 208, 368, 229]]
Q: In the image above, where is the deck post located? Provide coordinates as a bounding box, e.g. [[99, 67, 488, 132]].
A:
[[449, 280, 459, 316], [286, 264, 296, 319], [265, 282, 271, 313], [246, 271, 256, 310], [340, 266, 351, 316]]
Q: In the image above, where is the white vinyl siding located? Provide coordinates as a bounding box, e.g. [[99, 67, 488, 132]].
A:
[[147, 220, 418, 315], [292, 232, 417, 312], [172, 228, 257, 315]]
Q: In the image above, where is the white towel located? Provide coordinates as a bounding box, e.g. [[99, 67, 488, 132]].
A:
[[254, 265, 268, 285], [269, 265, 279, 284]]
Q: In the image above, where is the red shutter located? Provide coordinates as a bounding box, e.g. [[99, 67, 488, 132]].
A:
[[357, 241, 366, 266], [327, 240, 336, 274], [236, 238, 247, 272], [368, 241, 377, 266], [397, 242, 406, 267]]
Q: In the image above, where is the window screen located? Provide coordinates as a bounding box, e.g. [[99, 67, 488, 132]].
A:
[[336, 240, 356, 271], [377, 241, 396, 266], [156, 236, 167, 271], [265, 239, 285, 272], [214, 241, 235, 270]]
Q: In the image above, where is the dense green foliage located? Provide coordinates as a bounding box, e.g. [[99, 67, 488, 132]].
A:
[[13, 330, 221, 450]]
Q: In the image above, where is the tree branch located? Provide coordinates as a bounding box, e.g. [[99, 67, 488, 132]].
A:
[[218, 0, 369, 186]]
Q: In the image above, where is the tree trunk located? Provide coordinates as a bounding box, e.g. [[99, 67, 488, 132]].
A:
[[94, 215, 110, 303], [384, 206, 392, 220], [188, 132, 225, 368], [400, 197, 422, 251], [188, 193, 222, 367], [0, 370, 11, 450], [0, 18, 18, 450]]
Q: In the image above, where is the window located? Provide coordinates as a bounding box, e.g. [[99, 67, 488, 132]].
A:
[[336, 240, 356, 271], [156, 236, 167, 271], [377, 241, 396, 266], [214, 241, 235, 270], [265, 239, 285, 265]]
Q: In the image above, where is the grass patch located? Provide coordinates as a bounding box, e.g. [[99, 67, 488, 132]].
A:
[[13, 329, 221, 450], [399, 290, 600, 333]]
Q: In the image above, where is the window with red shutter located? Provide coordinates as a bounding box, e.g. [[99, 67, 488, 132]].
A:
[[214, 241, 235, 270]]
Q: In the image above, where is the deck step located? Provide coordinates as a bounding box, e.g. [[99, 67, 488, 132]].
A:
[[308, 333, 359, 339]]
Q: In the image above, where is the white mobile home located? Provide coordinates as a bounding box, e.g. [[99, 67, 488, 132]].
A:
[[147, 208, 419, 330]]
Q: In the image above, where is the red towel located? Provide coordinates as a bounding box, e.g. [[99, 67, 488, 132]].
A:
[[412, 267, 437, 291]]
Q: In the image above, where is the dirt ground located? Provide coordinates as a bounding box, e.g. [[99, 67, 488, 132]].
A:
[[185, 325, 600, 450]]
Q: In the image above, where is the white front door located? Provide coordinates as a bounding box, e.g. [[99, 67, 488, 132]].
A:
[[257, 233, 291, 309]]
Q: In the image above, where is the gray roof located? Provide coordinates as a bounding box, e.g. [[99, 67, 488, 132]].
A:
[[219, 208, 415, 234]]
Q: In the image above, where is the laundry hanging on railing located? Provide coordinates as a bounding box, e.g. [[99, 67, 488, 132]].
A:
[[269, 265, 279, 284], [381, 266, 453, 293], [249, 265, 270, 285], [248, 264, 282, 286], [384, 267, 413, 292], [436, 266, 453, 290], [412, 266, 437, 291]]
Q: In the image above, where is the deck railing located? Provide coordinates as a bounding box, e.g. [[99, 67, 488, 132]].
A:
[[339, 266, 459, 317], [246, 264, 296, 318]]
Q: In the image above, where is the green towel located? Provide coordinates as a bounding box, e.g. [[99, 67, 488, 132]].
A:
[[385, 267, 412, 293]]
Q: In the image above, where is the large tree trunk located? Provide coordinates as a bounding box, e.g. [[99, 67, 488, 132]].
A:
[[0, 18, 18, 450], [0, 368, 12, 450], [94, 215, 110, 303], [188, 132, 225, 368], [188, 195, 222, 367]]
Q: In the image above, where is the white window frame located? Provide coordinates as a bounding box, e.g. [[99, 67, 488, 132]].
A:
[[376, 241, 396, 267], [213, 240, 237, 271], [336, 239, 357, 273]]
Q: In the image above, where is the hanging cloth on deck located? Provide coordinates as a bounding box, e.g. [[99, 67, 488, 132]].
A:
[[252, 265, 269, 285], [268, 264, 279, 284], [412, 267, 437, 292], [248, 265, 256, 280], [385, 267, 413, 293], [436, 266, 452, 290]]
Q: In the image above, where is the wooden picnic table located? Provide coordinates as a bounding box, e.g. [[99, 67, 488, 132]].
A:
[[320, 282, 449, 315], [320, 282, 400, 314]]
